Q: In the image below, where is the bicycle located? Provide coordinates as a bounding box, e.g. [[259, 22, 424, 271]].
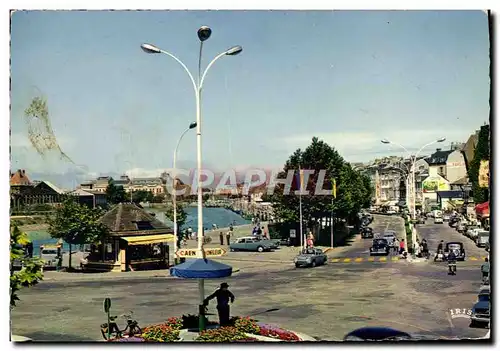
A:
[[100, 311, 142, 340]]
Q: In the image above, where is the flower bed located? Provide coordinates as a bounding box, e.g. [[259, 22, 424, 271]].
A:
[[107, 315, 300, 342]]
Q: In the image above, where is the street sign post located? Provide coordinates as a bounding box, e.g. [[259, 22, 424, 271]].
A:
[[176, 247, 227, 258]]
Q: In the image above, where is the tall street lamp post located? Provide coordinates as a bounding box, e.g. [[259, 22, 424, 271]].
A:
[[172, 122, 197, 265], [381, 137, 446, 253], [141, 28, 242, 322], [141, 29, 241, 260]]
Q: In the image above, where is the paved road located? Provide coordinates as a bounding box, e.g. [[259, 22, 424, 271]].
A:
[[416, 222, 489, 264], [11, 215, 488, 342]]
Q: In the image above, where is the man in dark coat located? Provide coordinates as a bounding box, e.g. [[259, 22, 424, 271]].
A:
[[203, 282, 235, 326]]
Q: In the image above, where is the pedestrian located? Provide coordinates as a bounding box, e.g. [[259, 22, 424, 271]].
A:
[[393, 238, 399, 254], [263, 226, 268, 239], [481, 257, 490, 281], [399, 239, 405, 255], [188, 227, 193, 239], [226, 231, 231, 245], [307, 233, 314, 248], [257, 226, 262, 236], [219, 231, 224, 245], [203, 282, 235, 327]]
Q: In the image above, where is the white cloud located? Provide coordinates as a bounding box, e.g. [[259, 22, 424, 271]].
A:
[[275, 128, 472, 162], [125, 168, 167, 178]]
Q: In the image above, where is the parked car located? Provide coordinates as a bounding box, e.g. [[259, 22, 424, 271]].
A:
[[40, 247, 61, 268], [229, 237, 273, 252], [361, 227, 374, 239], [470, 287, 490, 328], [476, 231, 490, 248], [467, 226, 482, 239], [294, 248, 328, 268], [434, 217, 444, 224], [370, 238, 390, 256], [255, 236, 281, 249], [444, 242, 466, 261], [457, 221, 467, 233]]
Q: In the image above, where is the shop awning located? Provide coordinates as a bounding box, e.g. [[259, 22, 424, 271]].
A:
[[122, 234, 174, 246], [475, 201, 489, 217]]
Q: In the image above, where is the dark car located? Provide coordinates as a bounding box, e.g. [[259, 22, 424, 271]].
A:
[[344, 327, 412, 341], [444, 242, 466, 261], [361, 227, 374, 239], [370, 238, 390, 256], [470, 287, 490, 328]]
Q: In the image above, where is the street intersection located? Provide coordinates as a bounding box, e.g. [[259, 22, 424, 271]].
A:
[[11, 215, 488, 341]]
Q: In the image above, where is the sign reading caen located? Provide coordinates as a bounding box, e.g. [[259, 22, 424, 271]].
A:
[[176, 248, 227, 258]]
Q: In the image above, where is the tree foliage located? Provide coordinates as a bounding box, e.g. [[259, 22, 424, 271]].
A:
[[10, 225, 43, 308], [132, 190, 155, 204], [46, 198, 109, 245], [106, 179, 127, 204], [270, 137, 372, 227], [164, 203, 188, 246], [468, 124, 490, 203]]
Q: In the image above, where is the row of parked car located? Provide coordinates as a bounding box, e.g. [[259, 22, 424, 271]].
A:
[[448, 215, 490, 250]]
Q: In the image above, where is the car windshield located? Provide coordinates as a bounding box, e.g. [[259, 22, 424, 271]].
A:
[[447, 244, 461, 250], [373, 239, 387, 245]]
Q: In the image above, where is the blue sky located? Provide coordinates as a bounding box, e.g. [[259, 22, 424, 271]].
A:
[[10, 10, 490, 181]]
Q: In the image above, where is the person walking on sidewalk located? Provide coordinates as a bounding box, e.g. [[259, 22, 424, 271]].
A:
[[204, 282, 235, 326], [226, 231, 231, 245], [393, 238, 399, 254], [399, 239, 405, 255], [481, 258, 490, 282], [219, 231, 224, 245]]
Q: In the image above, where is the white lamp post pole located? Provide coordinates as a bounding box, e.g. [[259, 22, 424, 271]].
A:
[[141, 35, 242, 261], [173, 122, 197, 265]]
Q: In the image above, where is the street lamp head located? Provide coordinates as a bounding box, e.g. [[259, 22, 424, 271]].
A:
[[437, 137, 446, 143], [225, 45, 243, 56], [381, 139, 390, 144], [197, 26, 212, 42], [189, 122, 197, 129], [141, 43, 162, 54]]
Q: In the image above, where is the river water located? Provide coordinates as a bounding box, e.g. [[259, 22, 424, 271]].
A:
[[27, 206, 250, 256]]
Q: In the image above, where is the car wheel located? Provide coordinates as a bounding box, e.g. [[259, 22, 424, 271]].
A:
[[230, 248, 234, 252], [311, 261, 316, 268], [295, 264, 300, 268], [257, 246, 264, 253]]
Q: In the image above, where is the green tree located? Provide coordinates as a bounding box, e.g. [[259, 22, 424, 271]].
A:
[[270, 137, 371, 232], [46, 198, 109, 269], [105, 179, 127, 204], [270, 137, 346, 228], [468, 124, 490, 204], [10, 225, 43, 308], [152, 193, 166, 203], [165, 203, 188, 246], [132, 190, 154, 204]]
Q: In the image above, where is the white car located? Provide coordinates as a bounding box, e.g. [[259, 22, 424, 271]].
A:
[[466, 227, 481, 239], [434, 217, 444, 224]]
